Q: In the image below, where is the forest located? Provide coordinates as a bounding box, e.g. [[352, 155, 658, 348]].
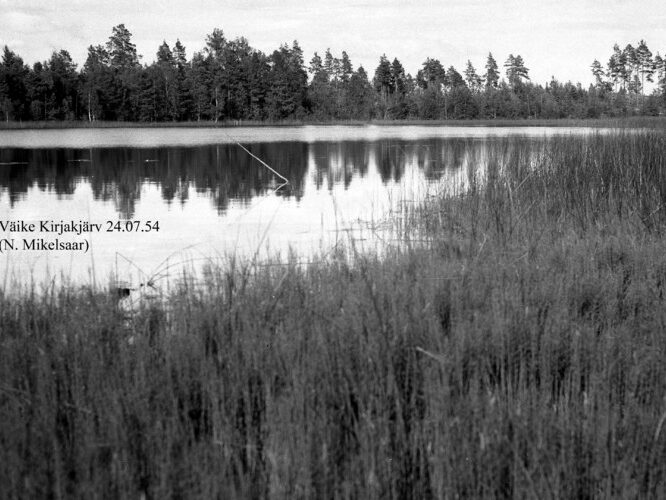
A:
[[1, 24, 665, 123]]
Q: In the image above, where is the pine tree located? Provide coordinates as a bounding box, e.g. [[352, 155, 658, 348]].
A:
[[445, 66, 465, 89], [606, 44, 628, 92], [484, 53, 500, 88], [106, 24, 139, 69], [307, 51, 332, 118], [309, 52, 325, 79], [384, 58, 408, 118], [624, 44, 640, 96], [391, 58, 406, 95], [464, 60, 482, 93], [504, 54, 529, 88], [514, 55, 529, 81], [81, 44, 112, 121], [655, 53, 666, 103], [205, 28, 227, 60], [323, 49, 334, 79], [445, 66, 475, 119], [607, 46, 620, 91], [204, 28, 228, 121], [617, 45, 629, 91], [416, 58, 445, 89], [173, 40, 187, 68], [591, 59, 607, 89], [415, 58, 445, 119], [46, 50, 79, 120], [636, 40, 654, 97], [340, 51, 353, 83]]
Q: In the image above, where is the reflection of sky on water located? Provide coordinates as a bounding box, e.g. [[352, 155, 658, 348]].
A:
[[0, 128, 594, 288], [0, 125, 600, 149]]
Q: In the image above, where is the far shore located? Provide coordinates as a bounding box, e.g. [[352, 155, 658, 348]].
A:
[[1, 116, 665, 131]]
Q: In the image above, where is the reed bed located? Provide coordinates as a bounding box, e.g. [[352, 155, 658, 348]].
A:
[[1, 130, 666, 498]]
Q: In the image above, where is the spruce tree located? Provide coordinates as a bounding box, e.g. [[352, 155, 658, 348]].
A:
[[172, 40, 192, 120], [0, 46, 29, 121], [105, 24, 141, 120]]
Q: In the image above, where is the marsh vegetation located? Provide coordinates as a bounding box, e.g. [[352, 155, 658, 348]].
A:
[[1, 129, 666, 498]]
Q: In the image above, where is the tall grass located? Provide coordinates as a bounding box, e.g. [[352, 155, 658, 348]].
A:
[[1, 130, 666, 498]]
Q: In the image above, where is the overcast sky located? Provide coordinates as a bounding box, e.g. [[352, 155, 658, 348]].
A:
[[1, 0, 665, 86]]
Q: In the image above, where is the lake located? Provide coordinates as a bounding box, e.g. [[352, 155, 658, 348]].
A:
[[0, 125, 598, 290]]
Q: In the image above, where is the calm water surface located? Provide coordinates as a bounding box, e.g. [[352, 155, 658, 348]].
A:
[[0, 125, 597, 289]]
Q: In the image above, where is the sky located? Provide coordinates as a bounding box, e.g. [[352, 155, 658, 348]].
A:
[[1, 0, 665, 86]]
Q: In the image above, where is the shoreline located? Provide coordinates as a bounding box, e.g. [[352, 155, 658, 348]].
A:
[[1, 116, 665, 131]]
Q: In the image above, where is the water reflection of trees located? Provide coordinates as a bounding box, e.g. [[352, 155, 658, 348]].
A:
[[0, 143, 310, 217], [312, 141, 370, 191], [0, 137, 525, 217], [412, 138, 485, 180], [0, 149, 83, 204], [376, 141, 406, 183], [373, 139, 480, 184]]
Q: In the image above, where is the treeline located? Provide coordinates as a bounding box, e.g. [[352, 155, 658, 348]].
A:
[[1, 25, 665, 123]]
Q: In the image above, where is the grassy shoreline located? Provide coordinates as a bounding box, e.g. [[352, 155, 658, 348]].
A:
[[0, 116, 665, 130], [1, 130, 666, 497]]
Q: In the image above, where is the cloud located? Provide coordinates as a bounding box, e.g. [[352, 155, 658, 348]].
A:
[[4, 11, 45, 31], [0, 38, 26, 48]]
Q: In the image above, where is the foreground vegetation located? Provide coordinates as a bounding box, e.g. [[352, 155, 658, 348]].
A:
[[1, 130, 666, 498]]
